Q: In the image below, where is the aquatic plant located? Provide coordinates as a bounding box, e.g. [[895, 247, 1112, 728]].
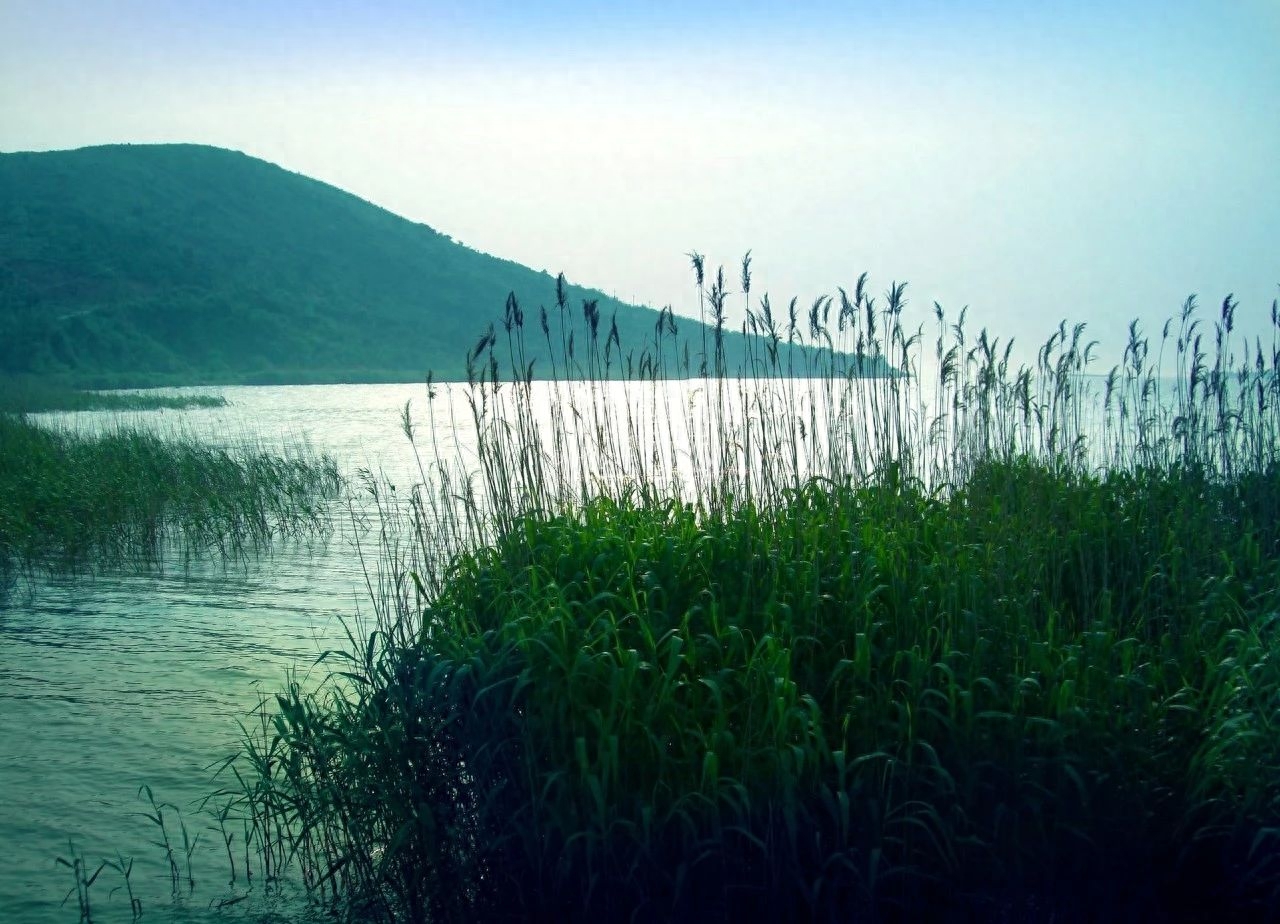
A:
[[240, 263, 1280, 921], [0, 377, 227, 413], [55, 841, 107, 923], [0, 413, 342, 578]]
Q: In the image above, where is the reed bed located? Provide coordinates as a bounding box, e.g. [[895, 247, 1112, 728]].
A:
[[234, 261, 1280, 922], [0, 413, 342, 579], [0, 376, 228, 413]]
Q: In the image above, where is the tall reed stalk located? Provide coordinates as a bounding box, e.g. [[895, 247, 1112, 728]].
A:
[[238, 262, 1280, 922]]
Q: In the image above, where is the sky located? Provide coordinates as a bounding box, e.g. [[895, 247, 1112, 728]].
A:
[[2, 0, 1277, 367]]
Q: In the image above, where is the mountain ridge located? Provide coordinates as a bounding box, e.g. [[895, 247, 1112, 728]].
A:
[[0, 143, 880, 387]]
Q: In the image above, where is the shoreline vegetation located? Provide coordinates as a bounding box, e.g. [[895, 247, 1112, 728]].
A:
[[0, 388, 342, 583], [0, 376, 229, 414], [221, 260, 1280, 922]]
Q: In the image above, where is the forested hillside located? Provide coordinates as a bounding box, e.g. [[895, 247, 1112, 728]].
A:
[[0, 144, 880, 386]]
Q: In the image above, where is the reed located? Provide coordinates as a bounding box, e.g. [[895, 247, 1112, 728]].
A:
[[239, 263, 1280, 921], [0, 412, 342, 579], [0, 376, 228, 413], [55, 841, 107, 923], [102, 852, 142, 921]]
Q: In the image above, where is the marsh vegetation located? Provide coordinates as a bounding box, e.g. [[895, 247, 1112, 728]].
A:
[[0, 406, 341, 581], [0, 377, 229, 414], [222, 261, 1280, 922]]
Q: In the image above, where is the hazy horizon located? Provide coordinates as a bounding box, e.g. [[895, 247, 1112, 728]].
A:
[[3, 0, 1277, 367]]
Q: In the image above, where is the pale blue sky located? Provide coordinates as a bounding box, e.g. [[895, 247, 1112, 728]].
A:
[[2, 1, 1277, 365]]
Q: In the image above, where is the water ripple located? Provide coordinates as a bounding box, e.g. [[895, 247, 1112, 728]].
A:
[[0, 384, 432, 924]]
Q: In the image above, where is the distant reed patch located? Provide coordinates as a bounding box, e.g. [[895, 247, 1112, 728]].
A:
[[0, 413, 342, 579], [0, 376, 228, 413]]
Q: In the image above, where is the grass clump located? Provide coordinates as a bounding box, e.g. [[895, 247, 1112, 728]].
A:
[[0, 375, 228, 412], [0, 413, 342, 577], [236, 262, 1280, 922]]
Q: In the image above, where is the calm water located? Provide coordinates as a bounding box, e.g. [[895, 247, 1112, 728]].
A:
[[0, 384, 447, 924]]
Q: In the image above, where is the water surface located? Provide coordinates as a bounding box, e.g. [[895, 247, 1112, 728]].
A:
[[1, 383, 441, 924]]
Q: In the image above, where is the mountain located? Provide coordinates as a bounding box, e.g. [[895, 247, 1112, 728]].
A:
[[0, 144, 880, 387]]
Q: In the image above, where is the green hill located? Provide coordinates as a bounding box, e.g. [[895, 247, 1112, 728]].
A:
[[0, 144, 881, 387]]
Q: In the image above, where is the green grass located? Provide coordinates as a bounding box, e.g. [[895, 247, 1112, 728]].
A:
[[231, 262, 1280, 922], [0, 412, 342, 578], [0, 375, 228, 412]]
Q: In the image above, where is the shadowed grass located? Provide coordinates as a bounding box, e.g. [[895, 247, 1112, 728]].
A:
[[234, 263, 1280, 922]]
